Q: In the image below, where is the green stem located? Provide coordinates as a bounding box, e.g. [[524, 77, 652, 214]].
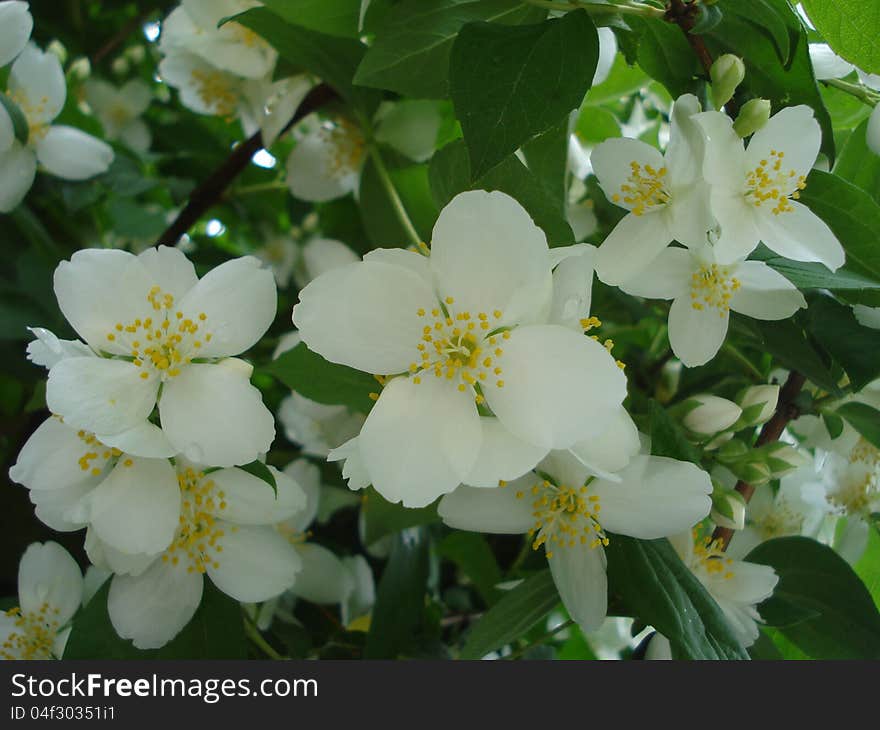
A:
[[722, 342, 764, 382], [822, 78, 880, 107], [243, 615, 287, 660], [504, 619, 576, 660], [524, 0, 665, 19], [368, 145, 423, 249]]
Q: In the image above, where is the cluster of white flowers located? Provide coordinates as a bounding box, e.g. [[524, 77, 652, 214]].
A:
[[0, 1, 113, 212]]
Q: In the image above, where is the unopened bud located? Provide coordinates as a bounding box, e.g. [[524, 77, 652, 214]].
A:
[[711, 488, 746, 530], [68, 57, 91, 81], [710, 55, 745, 109], [736, 384, 780, 427], [728, 459, 772, 486], [125, 45, 146, 64], [111, 56, 130, 77], [46, 39, 67, 65], [733, 98, 772, 138], [682, 394, 742, 437], [763, 443, 809, 477], [716, 438, 750, 464]]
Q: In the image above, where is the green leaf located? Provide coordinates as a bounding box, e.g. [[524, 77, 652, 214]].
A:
[[260, 0, 361, 38], [365, 528, 431, 658], [763, 257, 880, 292], [633, 17, 699, 98], [460, 570, 559, 659], [605, 536, 749, 659], [438, 531, 503, 605], [808, 294, 880, 391], [802, 0, 880, 74], [64, 580, 247, 659], [746, 536, 880, 659], [836, 402, 880, 451], [361, 487, 440, 545], [0, 94, 29, 144], [520, 118, 569, 211], [237, 460, 277, 494], [353, 0, 544, 99], [822, 411, 845, 440], [720, 0, 800, 64], [234, 7, 379, 112], [855, 525, 880, 607], [834, 118, 880, 202], [449, 10, 598, 179], [428, 139, 574, 244], [575, 106, 621, 146], [648, 400, 702, 464], [262, 342, 377, 414], [583, 54, 649, 107]]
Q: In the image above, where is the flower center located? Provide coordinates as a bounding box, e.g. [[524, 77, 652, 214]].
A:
[[75, 427, 122, 477], [6, 90, 50, 143], [692, 534, 735, 580], [756, 502, 802, 540], [409, 298, 507, 405], [162, 467, 230, 574], [104, 286, 213, 382], [744, 149, 807, 215], [106, 102, 131, 128], [189, 68, 237, 117], [319, 118, 365, 179], [689, 264, 741, 317], [828, 439, 880, 517], [514, 477, 607, 559], [0, 603, 61, 660], [611, 161, 670, 216]]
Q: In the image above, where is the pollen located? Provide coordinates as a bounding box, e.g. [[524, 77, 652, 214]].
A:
[[617, 161, 670, 216], [689, 263, 741, 317], [165, 467, 228, 574], [745, 150, 807, 215], [0, 602, 61, 660]]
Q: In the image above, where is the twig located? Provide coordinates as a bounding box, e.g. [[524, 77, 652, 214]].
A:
[[368, 144, 423, 249], [91, 12, 148, 66], [155, 83, 338, 247], [712, 370, 806, 548]]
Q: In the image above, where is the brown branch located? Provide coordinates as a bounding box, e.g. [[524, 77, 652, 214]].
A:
[[91, 12, 149, 66], [712, 370, 807, 548], [156, 83, 338, 247]]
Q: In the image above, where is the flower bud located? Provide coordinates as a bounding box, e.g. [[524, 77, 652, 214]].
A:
[[125, 45, 146, 64], [733, 98, 772, 138], [716, 438, 750, 464], [737, 384, 780, 426], [682, 395, 742, 437], [868, 104, 880, 157], [710, 54, 745, 109], [763, 443, 809, 477], [728, 459, 772, 486], [711, 488, 746, 530], [68, 57, 91, 81], [46, 39, 67, 65], [111, 56, 129, 77]]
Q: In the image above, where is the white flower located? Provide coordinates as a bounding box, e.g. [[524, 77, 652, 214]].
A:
[[439, 449, 711, 632], [670, 531, 778, 648], [286, 114, 366, 202], [591, 94, 713, 284], [0, 0, 32, 66], [96, 458, 306, 649], [738, 384, 779, 425], [593, 27, 617, 87], [85, 78, 152, 152], [292, 237, 360, 289], [808, 43, 855, 80], [1, 542, 83, 660], [0, 44, 114, 212], [373, 100, 444, 164], [695, 106, 845, 269], [620, 245, 806, 367], [255, 234, 299, 288], [44, 246, 277, 467], [294, 191, 628, 506]]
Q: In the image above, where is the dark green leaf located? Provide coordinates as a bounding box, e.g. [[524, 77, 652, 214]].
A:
[[762, 257, 880, 292], [633, 17, 699, 97], [438, 531, 502, 605], [808, 294, 880, 391], [822, 411, 845, 440], [460, 569, 559, 659], [834, 118, 880, 202], [262, 342, 377, 414], [362, 487, 439, 545], [837, 402, 880, 451], [802, 0, 880, 74], [260, 0, 361, 38], [450, 10, 598, 178], [354, 0, 544, 99], [520, 118, 569, 211], [428, 139, 574, 244], [746, 536, 880, 659], [605, 536, 749, 659], [649, 400, 702, 464], [365, 528, 431, 658], [237, 460, 277, 494]]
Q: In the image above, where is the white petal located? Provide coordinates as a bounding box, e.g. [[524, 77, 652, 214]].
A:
[[97, 421, 175, 459], [84, 528, 157, 577], [0, 142, 36, 212], [298, 237, 360, 286], [693, 111, 745, 188], [289, 543, 351, 605], [591, 138, 667, 212], [25, 327, 92, 369], [665, 93, 703, 186], [9, 44, 65, 125], [286, 125, 360, 202], [668, 295, 729, 367], [340, 555, 375, 624], [176, 256, 276, 358], [47, 357, 159, 436], [158, 51, 240, 117], [0, 102, 12, 152], [429, 190, 552, 326], [87, 457, 180, 555], [591, 455, 712, 538], [374, 100, 444, 162], [359, 375, 481, 507], [548, 544, 607, 632], [618, 246, 691, 299], [438, 478, 536, 533], [119, 119, 151, 153], [595, 211, 674, 285], [538, 449, 592, 489], [593, 27, 617, 86], [327, 436, 372, 492], [746, 106, 820, 182], [484, 325, 627, 449], [29, 481, 95, 532], [137, 246, 198, 302], [665, 184, 715, 249], [36, 126, 114, 180], [280, 458, 322, 532], [729, 261, 806, 320], [259, 75, 312, 148], [710, 189, 761, 264], [18, 542, 82, 625], [210, 465, 306, 525], [755, 200, 845, 271], [462, 417, 548, 488], [292, 260, 434, 375], [568, 407, 641, 479], [119, 79, 152, 115], [809, 43, 854, 80], [362, 246, 432, 285], [868, 105, 880, 156], [9, 416, 99, 492], [159, 359, 275, 467], [0, 1, 32, 66], [206, 523, 301, 602], [549, 244, 595, 330], [108, 558, 203, 649]]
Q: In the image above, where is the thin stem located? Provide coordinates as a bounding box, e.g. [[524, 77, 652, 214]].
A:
[[243, 615, 287, 661], [722, 342, 764, 382], [229, 180, 289, 196], [504, 619, 576, 660], [368, 145, 423, 249], [822, 78, 880, 107], [524, 0, 665, 18]]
